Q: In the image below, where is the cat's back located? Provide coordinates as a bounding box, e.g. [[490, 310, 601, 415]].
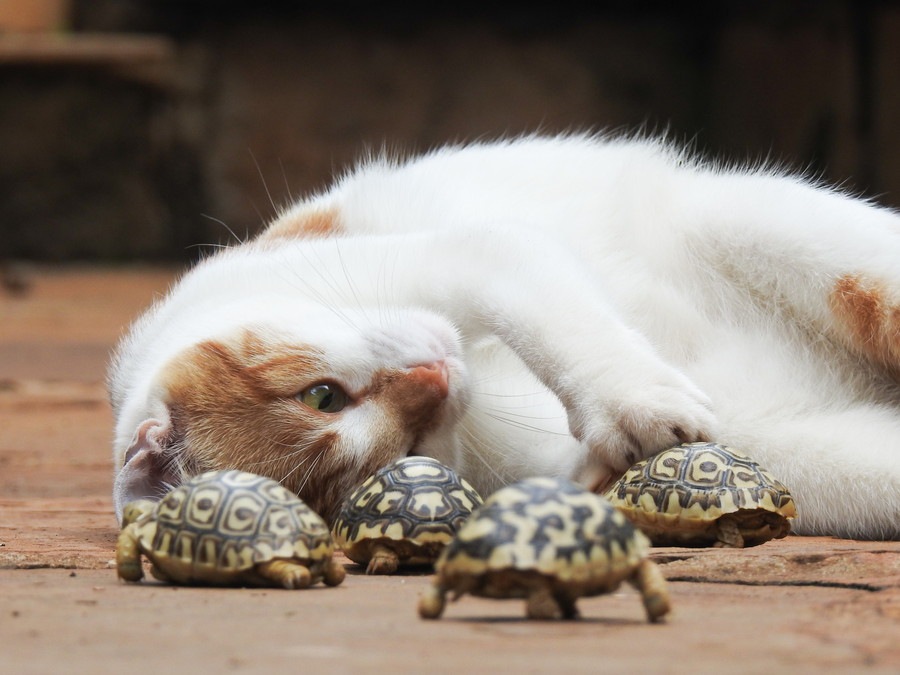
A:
[[281, 134, 688, 238]]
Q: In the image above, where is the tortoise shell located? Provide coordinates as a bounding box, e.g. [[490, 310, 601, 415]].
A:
[[331, 456, 482, 574], [418, 477, 670, 621], [604, 441, 797, 547], [116, 470, 345, 588]]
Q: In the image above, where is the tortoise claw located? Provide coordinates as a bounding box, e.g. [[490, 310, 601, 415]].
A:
[[366, 545, 399, 575]]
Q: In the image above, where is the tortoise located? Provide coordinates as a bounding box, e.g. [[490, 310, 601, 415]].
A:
[[418, 476, 670, 622], [116, 469, 346, 588], [604, 441, 797, 548], [331, 456, 483, 574]]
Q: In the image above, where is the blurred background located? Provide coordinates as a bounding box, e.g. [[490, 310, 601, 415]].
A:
[[1, 0, 898, 263]]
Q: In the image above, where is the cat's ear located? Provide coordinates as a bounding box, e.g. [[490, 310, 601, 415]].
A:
[[112, 418, 181, 524]]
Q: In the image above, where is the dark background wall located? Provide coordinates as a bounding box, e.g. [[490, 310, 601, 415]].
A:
[[1, 0, 898, 261]]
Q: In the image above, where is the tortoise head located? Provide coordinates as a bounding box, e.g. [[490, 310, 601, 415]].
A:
[[121, 499, 157, 527]]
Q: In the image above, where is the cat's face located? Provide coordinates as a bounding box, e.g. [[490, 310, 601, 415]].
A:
[[109, 252, 470, 524]]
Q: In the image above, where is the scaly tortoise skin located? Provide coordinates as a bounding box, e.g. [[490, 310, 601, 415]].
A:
[[605, 442, 797, 548], [418, 477, 670, 622], [331, 456, 483, 574], [116, 470, 345, 588]]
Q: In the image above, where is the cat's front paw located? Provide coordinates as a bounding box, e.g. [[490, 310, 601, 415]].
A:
[[569, 373, 716, 477]]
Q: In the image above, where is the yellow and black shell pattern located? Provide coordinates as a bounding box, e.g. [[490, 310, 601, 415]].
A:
[[436, 476, 649, 583], [604, 442, 797, 546], [133, 470, 335, 579], [418, 477, 671, 621], [332, 456, 483, 570]]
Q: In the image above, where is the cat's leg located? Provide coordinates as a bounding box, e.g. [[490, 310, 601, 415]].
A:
[[417, 228, 716, 477], [296, 227, 716, 478], [681, 171, 900, 378]]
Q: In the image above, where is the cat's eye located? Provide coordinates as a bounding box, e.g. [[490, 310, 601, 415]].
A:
[[297, 383, 349, 413]]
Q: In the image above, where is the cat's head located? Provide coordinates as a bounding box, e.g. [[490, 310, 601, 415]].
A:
[[108, 241, 469, 525]]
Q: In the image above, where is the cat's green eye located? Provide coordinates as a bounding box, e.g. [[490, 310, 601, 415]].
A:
[[297, 383, 349, 413]]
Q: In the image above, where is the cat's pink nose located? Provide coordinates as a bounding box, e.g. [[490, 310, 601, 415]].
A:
[[408, 360, 449, 399]]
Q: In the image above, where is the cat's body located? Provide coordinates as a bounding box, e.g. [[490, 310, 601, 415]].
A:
[[109, 134, 900, 539]]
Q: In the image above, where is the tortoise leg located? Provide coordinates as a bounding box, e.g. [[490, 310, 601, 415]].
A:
[[554, 593, 580, 620], [525, 586, 562, 620], [714, 516, 745, 548], [417, 584, 447, 620], [629, 559, 671, 623], [322, 559, 346, 587], [115, 524, 144, 582], [366, 544, 399, 575], [255, 560, 313, 589]]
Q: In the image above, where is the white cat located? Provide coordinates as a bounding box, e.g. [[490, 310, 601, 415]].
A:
[[109, 133, 900, 540]]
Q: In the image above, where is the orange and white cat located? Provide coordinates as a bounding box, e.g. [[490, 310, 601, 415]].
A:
[[109, 134, 900, 539]]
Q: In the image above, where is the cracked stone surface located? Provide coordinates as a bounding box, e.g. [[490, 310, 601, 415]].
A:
[[1, 268, 898, 673]]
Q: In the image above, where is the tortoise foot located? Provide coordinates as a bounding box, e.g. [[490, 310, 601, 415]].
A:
[[418, 585, 446, 619], [116, 560, 144, 583], [631, 559, 671, 623], [115, 526, 145, 582], [714, 516, 745, 548], [257, 560, 313, 589], [526, 587, 565, 620], [323, 560, 346, 587], [366, 544, 399, 575]]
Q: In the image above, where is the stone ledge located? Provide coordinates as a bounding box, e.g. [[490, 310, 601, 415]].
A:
[[0, 32, 176, 86]]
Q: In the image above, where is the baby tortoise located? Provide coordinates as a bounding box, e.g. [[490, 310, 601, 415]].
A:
[[418, 477, 670, 621], [332, 456, 483, 574], [605, 441, 797, 547], [116, 469, 345, 588]]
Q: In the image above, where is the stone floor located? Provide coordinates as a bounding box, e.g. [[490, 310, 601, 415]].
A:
[[1, 267, 898, 674]]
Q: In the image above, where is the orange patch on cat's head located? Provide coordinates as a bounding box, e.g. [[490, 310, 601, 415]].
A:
[[257, 205, 342, 242], [154, 330, 445, 523], [157, 331, 353, 521]]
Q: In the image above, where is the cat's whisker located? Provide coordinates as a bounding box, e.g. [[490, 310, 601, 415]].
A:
[[244, 438, 321, 473], [249, 148, 281, 221], [275, 252, 364, 335], [241, 450, 302, 472], [293, 447, 327, 494], [480, 410, 570, 437], [457, 423, 515, 487], [481, 408, 565, 421], [469, 386, 550, 399], [278, 158, 294, 204], [470, 393, 559, 412], [201, 213, 245, 246], [278, 456, 310, 486], [371, 248, 397, 329], [185, 242, 231, 253], [333, 237, 371, 324]]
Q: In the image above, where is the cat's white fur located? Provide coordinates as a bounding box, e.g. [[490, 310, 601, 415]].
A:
[[109, 134, 900, 539]]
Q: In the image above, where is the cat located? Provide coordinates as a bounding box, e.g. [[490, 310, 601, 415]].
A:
[[108, 133, 900, 540]]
